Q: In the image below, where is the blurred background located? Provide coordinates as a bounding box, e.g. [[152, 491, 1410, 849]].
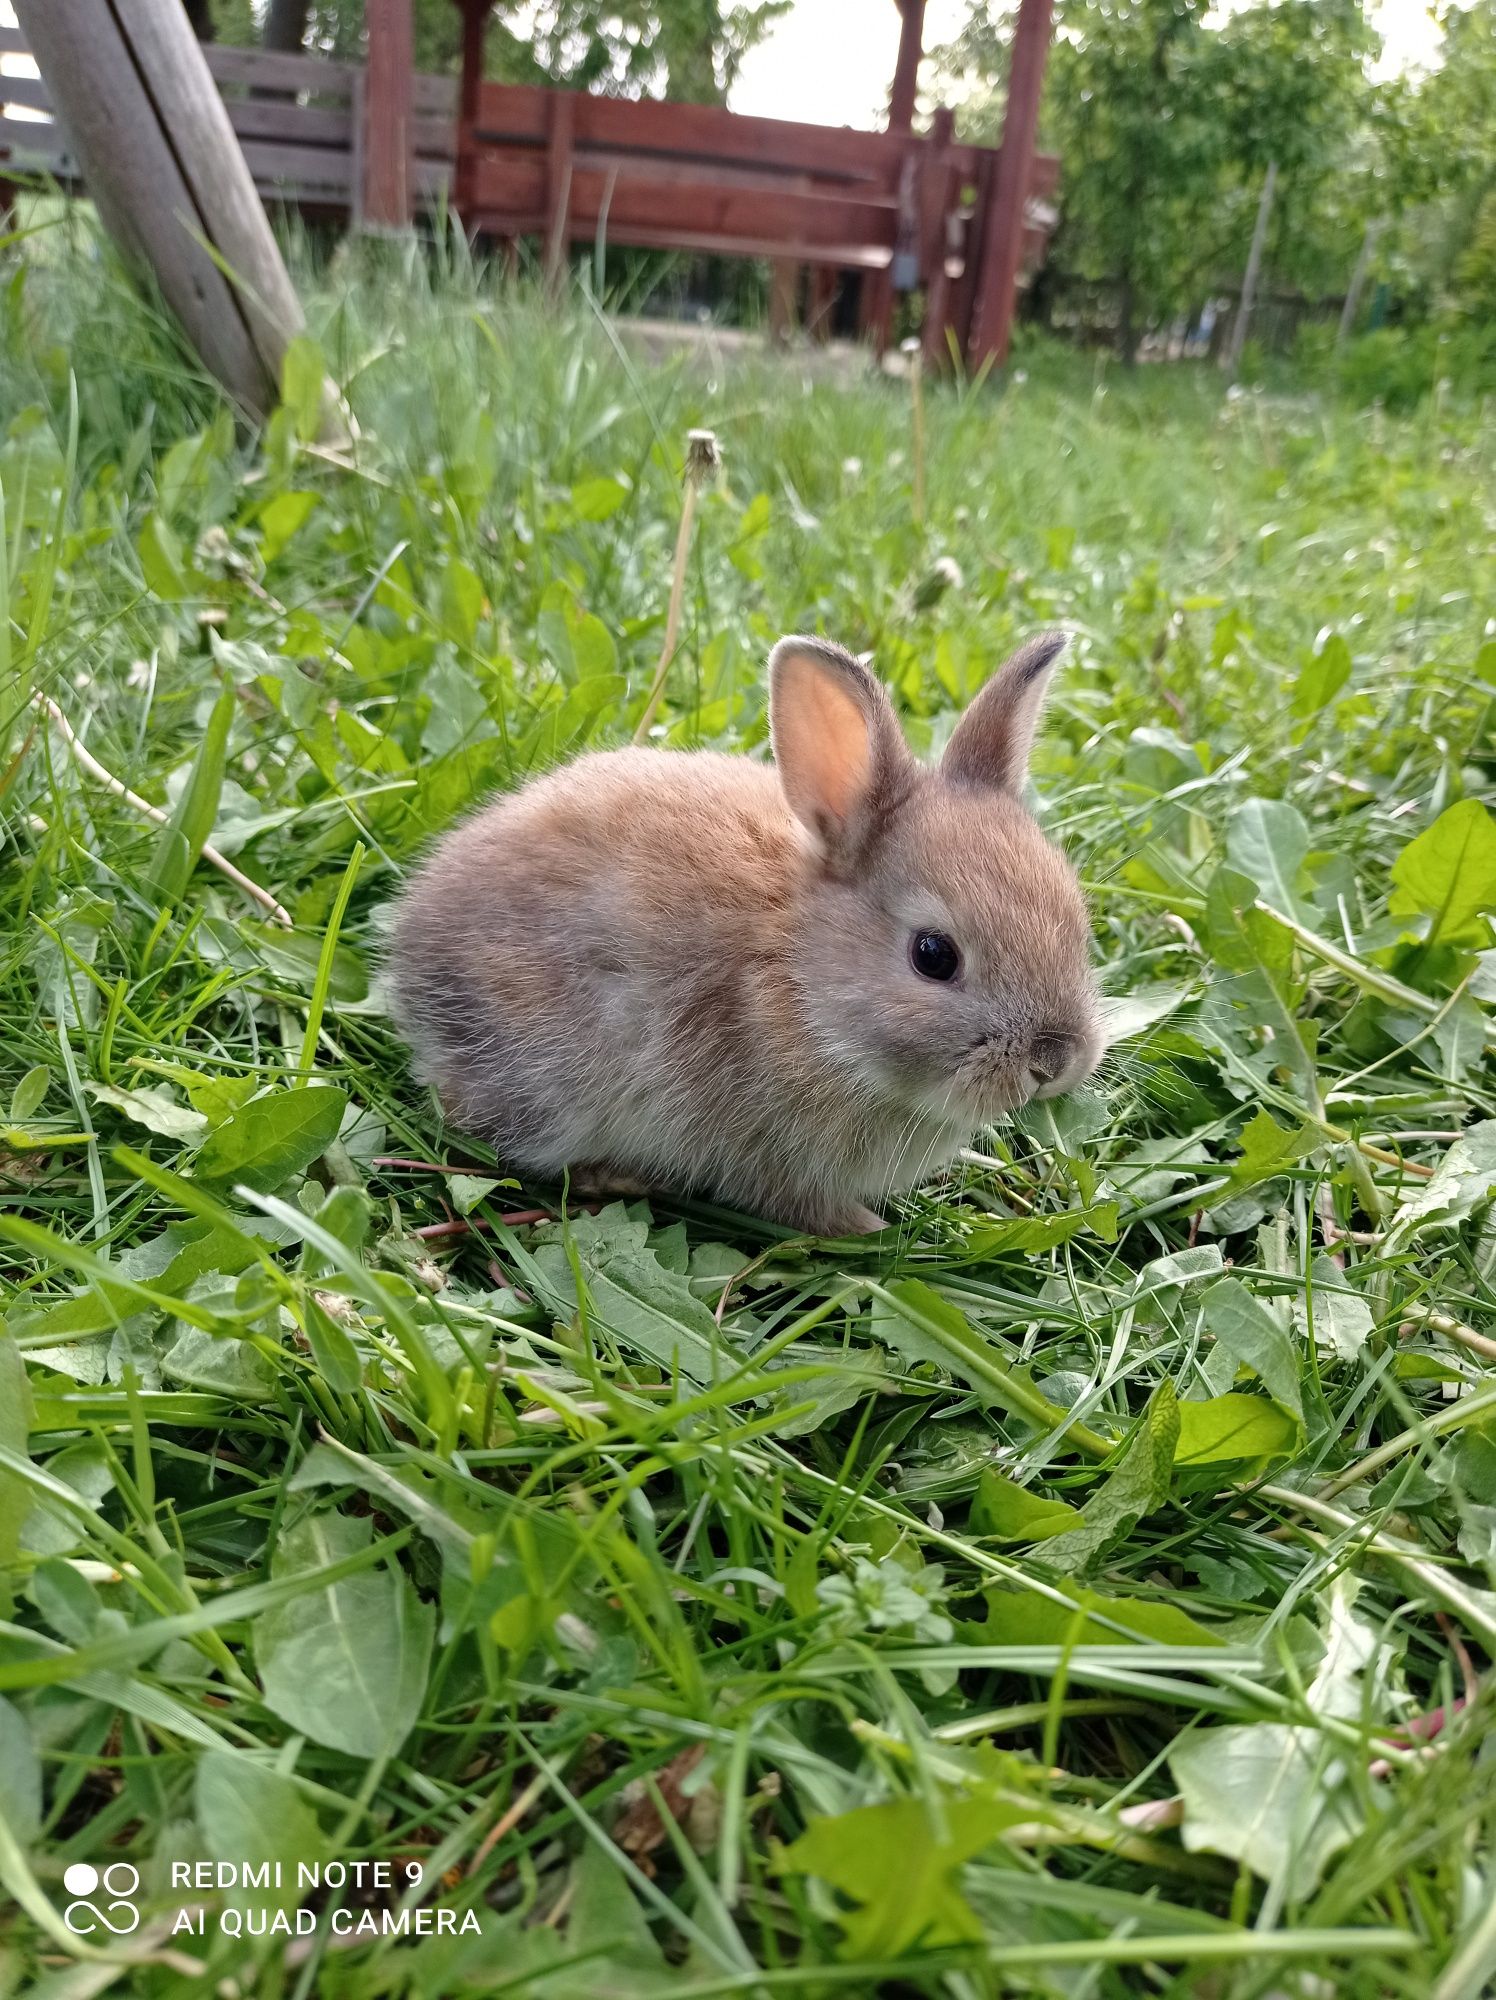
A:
[[3, 1, 1493, 406]]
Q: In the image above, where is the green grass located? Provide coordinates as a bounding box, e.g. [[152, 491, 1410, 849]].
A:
[[3, 226, 1496, 1998]]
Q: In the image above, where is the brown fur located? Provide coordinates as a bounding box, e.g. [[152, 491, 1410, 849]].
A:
[[390, 633, 1101, 1236]]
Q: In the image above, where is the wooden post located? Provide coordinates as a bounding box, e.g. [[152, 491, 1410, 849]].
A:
[[544, 90, 575, 295], [14, 0, 303, 417], [807, 265, 838, 343], [768, 259, 798, 345], [919, 104, 956, 367], [453, 0, 487, 220], [860, 0, 927, 355], [966, 0, 1052, 370], [362, 0, 414, 229], [1225, 157, 1276, 378]]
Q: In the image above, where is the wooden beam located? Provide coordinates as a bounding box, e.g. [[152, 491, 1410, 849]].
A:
[[919, 105, 956, 367], [453, 0, 487, 216], [361, 0, 414, 229], [13, 0, 303, 416], [966, 0, 1052, 369], [806, 264, 837, 343]]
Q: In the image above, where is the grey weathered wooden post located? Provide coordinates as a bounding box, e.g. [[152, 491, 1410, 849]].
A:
[[14, 0, 305, 416]]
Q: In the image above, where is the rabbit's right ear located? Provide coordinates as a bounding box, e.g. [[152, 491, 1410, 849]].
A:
[[769, 638, 908, 864]]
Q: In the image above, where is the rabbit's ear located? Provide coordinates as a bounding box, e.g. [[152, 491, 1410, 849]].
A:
[[769, 638, 909, 861], [942, 632, 1067, 794]]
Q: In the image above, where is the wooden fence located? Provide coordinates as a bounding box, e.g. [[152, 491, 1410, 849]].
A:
[[0, 28, 455, 220], [1, 27, 1058, 364], [451, 80, 1058, 361]]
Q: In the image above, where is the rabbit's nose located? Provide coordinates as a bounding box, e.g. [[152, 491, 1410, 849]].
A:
[[1026, 1032, 1086, 1099]]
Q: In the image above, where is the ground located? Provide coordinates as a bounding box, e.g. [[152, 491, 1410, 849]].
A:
[[2, 231, 1496, 1998]]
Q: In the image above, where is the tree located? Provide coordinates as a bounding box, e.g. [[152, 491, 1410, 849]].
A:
[[937, 0, 1381, 362], [1040, 0, 1224, 362], [276, 0, 788, 101], [1378, 1, 1496, 313], [263, 0, 312, 54]]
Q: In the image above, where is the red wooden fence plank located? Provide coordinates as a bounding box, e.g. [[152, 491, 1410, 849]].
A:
[[967, 0, 1053, 366], [205, 44, 358, 99], [361, 0, 413, 227]]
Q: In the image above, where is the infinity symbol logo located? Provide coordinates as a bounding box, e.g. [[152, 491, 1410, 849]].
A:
[[62, 1861, 142, 1936]]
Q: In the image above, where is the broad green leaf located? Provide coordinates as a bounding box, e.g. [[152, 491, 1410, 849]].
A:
[[1385, 1120, 1496, 1253], [1389, 799, 1496, 947], [1201, 1277, 1304, 1421], [964, 1201, 1118, 1257], [449, 1174, 499, 1216], [779, 1796, 1035, 1955], [1292, 633, 1352, 719], [147, 685, 236, 902], [537, 580, 617, 682], [259, 489, 319, 563], [529, 1204, 732, 1385], [1227, 1108, 1316, 1189], [138, 510, 199, 600], [0, 1337, 32, 1601], [964, 1584, 1226, 1649], [1134, 1245, 1225, 1294], [29, 1558, 101, 1645], [280, 334, 327, 443], [84, 1082, 207, 1146], [420, 656, 492, 757], [1295, 1255, 1374, 1362], [307, 1185, 371, 1257], [9, 1067, 49, 1121], [0, 1696, 41, 1845], [570, 474, 630, 521], [970, 1469, 1083, 1542], [440, 558, 485, 645], [1226, 797, 1315, 926], [303, 1295, 362, 1397], [1041, 1381, 1179, 1573], [18, 1440, 113, 1558], [156, 414, 231, 527], [1175, 1393, 1300, 1464], [194, 1086, 346, 1193], [252, 1512, 432, 1758], [161, 1324, 279, 1400], [135, 1063, 257, 1127], [1098, 983, 1191, 1046], [872, 1279, 1108, 1452], [548, 1838, 691, 1996], [287, 1441, 480, 1558], [1171, 1724, 1363, 1890], [9, 1213, 287, 1344], [1433, 993, 1489, 1083], [196, 1751, 324, 1910]]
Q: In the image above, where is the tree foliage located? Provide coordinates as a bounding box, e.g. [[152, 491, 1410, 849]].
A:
[[1038, 0, 1372, 357], [940, 0, 1494, 358], [240, 0, 790, 102]]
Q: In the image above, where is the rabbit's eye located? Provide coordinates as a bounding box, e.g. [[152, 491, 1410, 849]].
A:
[[911, 931, 961, 982]]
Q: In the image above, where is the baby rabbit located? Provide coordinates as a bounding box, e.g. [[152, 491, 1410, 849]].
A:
[[391, 632, 1101, 1237]]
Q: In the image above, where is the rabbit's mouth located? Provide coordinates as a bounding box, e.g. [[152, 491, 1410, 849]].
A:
[[916, 1056, 1034, 1129], [930, 1028, 1097, 1127]]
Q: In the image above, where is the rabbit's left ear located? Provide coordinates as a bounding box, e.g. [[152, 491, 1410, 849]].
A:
[[942, 632, 1067, 794], [769, 636, 910, 863]]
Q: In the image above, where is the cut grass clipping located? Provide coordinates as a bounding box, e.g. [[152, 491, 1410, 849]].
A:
[[2, 231, 1496, 1997]]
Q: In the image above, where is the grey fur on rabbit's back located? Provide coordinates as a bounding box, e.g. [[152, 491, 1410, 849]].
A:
[[390, 633, 1102, 1237]]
